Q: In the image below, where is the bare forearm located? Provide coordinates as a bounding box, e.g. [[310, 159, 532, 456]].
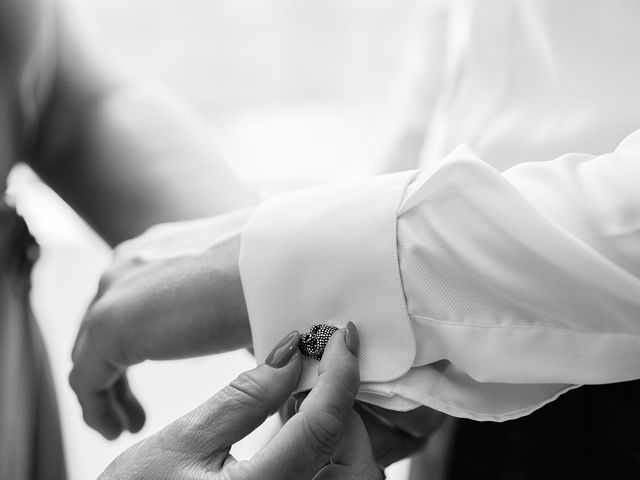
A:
[[34, 85, 255, 244], [27, 0, 255, 245]]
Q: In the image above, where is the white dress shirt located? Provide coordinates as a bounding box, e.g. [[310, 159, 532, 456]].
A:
[[240, 0, 640, 421]]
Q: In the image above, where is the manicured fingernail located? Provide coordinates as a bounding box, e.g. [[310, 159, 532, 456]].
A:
[[265, 331, 299, 368], [344, 321, 359, 356]]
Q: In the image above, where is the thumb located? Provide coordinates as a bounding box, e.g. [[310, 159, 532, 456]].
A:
[[163, 331, 302, 457], [234, 324, 360, 480]]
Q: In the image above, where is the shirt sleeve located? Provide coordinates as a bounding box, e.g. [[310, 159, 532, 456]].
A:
[[239, 130, 640, 420]]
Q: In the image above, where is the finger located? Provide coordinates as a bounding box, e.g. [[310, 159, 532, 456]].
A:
[[162, 331, 302, 457], [279, 395, 297, 424], [69, 350, 126, 439], [331, 410, 376, 466], [239, 323, 360, 480], [280, 391, 308, 424], [70, 306, 130, 439], [313, 412, 381, 480], [71, 380, 126, 439], [77, 386, 126, 440], [113, 375, 146, 433]]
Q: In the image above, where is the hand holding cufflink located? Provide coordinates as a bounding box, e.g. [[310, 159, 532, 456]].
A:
[[100, 322, 383, 480], [291, 323, 446, 470]]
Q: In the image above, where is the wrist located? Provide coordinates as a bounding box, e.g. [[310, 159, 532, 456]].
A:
[[208, 231, 252, 352]]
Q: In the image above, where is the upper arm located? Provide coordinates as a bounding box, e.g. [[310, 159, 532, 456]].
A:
[[0, 0, 60, 159], [28, 0, 129, 171], [25, 1, 254, 244]]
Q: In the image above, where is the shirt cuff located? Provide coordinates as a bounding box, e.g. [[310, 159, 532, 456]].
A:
[[239, 171, 419, 393]]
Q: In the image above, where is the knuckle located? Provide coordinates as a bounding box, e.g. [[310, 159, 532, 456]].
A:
[[224, 370, 270, 408], [83, 301, 121, 348], [112, 239, 143, 261], [86, 404, 109, 425], [68, 369, 80, 392], [301, 410, 345, 458], [155, 419, 195, 451], [98, 252, 143, 286], [81, 408, 95, 428], [95, 267, 127, 299]]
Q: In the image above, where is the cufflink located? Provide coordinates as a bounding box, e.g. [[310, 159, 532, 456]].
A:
[[298, 324, 338, 360]]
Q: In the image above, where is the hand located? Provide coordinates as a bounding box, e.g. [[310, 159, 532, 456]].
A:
[[100, 325, 383, 480], [70, 210, 253, 439], [283, 394, 445, 468]]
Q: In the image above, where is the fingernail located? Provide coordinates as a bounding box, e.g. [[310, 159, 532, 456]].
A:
[[344, 321, 359, 356], [265, 331, 299, 368]]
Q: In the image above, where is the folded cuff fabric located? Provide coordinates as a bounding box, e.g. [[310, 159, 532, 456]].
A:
[[240, 170, 420, 409], [240, 131, 640, 421]]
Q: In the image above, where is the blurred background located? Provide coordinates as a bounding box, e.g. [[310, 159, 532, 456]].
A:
[[9, 0, 419, 477]]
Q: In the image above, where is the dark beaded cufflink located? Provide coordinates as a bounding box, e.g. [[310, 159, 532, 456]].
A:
[[298, 324, 339, 360]]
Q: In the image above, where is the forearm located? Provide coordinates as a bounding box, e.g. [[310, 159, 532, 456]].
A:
[[35, 84, 255, 244], [27, 0, 255, 245], [239, 131, 640, 420], [106, 210, 255, 364]]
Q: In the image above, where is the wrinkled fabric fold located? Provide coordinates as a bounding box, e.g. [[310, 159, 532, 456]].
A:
[[240, 132, 640, 421], [240, 171, 419, 394]]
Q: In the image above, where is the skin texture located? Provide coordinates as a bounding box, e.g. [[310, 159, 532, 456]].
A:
[[16, 0, 255, 244], [282, 394, 445, 468], [4, 0, 255, 430], [1, 0, 254, 448], [70, 212, 253, 439], [71, 210, 447, 469], [70, 213, 446, 462], [3, 0, 441, 475], [99, 328, 383, 480], [39, 0, 446, 466]]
